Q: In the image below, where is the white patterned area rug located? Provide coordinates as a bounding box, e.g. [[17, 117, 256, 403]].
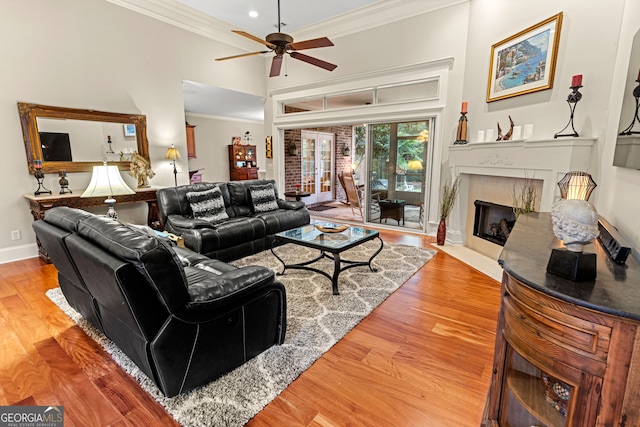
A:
[[47, 241, 436, 426]]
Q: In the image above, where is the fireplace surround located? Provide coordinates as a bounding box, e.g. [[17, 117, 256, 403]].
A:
[[447, 137, 595, 257]]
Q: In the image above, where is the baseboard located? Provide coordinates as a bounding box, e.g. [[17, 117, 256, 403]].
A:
[[0, 243, 39, 264]]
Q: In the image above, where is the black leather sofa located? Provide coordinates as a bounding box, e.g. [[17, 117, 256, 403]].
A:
[[33, 207, 286, 397], [157, 180, 310, 261]]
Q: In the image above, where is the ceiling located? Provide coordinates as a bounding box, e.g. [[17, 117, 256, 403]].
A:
[[177, 0, 383, 37], [178, 0, 385, 122], [182, 80, 265, 122]]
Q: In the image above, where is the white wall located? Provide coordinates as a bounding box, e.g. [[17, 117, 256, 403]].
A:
[[599, 0, 640, 253], [0, 0, 265, 262], [185, 113, 265, 183], [460, 0, 639, 250]]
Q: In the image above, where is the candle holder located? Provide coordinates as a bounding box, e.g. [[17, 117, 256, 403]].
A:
[[619, 78, 640, 136], [58, 170, 71, 194], [106, 135, 115, 154], [32, 161, 51, 196], [454, 111, 468, 145], [554, 85, 583, 138]]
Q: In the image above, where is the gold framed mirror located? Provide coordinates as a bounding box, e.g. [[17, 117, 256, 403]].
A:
[[18, 102, 150, 174]]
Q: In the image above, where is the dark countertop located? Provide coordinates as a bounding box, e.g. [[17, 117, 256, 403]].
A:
[[499, 212, 640, 321]]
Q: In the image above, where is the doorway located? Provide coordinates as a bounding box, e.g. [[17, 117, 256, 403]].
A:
[[301, 131, 335, 204]]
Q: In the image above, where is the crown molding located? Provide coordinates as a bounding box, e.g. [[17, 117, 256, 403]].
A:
[[108, 0, 468, 51], [292, 0, 469, 40], [105, 0, 257, 51]]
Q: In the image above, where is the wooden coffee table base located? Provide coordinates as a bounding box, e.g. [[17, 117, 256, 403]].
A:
[[271, 236, 383, 295]]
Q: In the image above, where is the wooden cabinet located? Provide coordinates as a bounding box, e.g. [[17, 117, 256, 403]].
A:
[[228, 144, 258, 181], [186, 124, 196, 158], [483, 212, 640, 426]]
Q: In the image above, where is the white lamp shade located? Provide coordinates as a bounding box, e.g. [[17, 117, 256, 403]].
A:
[[81, 164, 135, 198]]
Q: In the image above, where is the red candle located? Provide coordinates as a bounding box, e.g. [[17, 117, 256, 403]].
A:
[[571, 74, 582, 87], [461, 101, 468, 113], [33, 160, 42, 169]]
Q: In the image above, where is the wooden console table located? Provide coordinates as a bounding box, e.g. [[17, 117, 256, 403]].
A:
[[483, 212, 640, 426], [25, 187, 162, 263]]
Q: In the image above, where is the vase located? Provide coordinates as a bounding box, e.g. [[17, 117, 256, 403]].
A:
[[437, 219, 447, 245]]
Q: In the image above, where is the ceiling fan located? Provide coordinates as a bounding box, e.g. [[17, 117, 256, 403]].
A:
[[215, 0, 337, 77]]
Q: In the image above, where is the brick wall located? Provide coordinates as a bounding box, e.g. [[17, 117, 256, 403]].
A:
[[283, 107, 354, 201]]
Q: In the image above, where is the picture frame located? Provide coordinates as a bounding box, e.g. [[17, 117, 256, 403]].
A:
[[123, 123, 136, 137], [232, 136, 242, 145], [486, 12, 563, 102]]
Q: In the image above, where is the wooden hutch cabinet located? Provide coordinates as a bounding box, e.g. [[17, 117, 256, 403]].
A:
[[228, 144, 258, 181], [484, 213, 640, 427]]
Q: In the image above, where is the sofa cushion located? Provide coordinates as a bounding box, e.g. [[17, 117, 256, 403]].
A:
[[186, 186, 229, 223], [249, 183, 279, 213], [76, 215, 189, 311], [44, 206, 93, 232]]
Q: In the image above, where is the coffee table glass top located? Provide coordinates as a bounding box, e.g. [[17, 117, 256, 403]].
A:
[[275, 221, 379, 250]]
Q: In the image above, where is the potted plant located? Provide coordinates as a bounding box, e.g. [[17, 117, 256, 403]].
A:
[[438, 176, 460, 245]]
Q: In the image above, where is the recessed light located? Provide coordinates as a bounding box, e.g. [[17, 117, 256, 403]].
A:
[[249, 10, 258, 18]]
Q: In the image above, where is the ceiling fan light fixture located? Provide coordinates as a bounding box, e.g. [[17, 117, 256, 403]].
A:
[[216, 0, 337, 77]]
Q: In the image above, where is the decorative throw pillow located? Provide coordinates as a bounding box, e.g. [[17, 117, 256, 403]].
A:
[[249, 183, 279, 213], [186, 186, 229, 223]]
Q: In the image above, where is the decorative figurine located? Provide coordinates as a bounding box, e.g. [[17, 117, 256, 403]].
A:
[[128, 152, 155, 188], [58, 170, 71, 194], [547, 198, 599, 281], [496, 116, 515, 141]]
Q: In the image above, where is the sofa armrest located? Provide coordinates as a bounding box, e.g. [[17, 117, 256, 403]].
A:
[[167, 214, 214, 229], [277, 199, 305, 210], [185, 265, 275, 309]]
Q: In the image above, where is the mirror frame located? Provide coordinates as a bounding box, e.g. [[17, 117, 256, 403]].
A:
[[18, 102, 150, 174]]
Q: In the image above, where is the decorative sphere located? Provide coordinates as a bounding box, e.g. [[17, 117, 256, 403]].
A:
[[551, 199, 599, 252]]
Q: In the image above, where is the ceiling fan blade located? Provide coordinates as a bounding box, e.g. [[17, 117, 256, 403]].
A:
[[216, 51, 270, 61], [270, 55, 283, 77], [288, 37, 334, 51], [232, 30, 275, 48], [289, 52, 337, 72]]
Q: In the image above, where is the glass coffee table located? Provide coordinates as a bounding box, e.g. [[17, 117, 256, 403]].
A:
[[271, 221, 383, 295]]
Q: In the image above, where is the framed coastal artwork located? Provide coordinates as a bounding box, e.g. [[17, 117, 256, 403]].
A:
[[486, 12, 563, 102]]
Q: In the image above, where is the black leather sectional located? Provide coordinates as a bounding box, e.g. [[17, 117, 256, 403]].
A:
[[157, 180, 310, 261], [33, 207, 287, 397]]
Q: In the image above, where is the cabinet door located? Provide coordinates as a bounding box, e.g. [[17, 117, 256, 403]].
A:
[[186, 125, 196, 158]]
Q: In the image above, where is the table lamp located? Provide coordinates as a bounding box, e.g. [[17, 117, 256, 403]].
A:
[[557, 171, 597, 201], [81, 162, 135, 219], [165, 145, 181, 186]]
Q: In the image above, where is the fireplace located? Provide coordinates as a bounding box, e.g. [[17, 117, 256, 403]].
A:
[[473, 200, 516, 246]]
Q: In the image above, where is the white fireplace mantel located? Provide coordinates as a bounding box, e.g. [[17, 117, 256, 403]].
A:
[[446, 137, 596, 246], [449, 137, 595, 210]]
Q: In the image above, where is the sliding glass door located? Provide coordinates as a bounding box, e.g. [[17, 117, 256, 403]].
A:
[[364, 120, 430, 229]]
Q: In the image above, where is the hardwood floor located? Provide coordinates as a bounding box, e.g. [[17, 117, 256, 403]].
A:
[[0, 230, 501, 426]]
